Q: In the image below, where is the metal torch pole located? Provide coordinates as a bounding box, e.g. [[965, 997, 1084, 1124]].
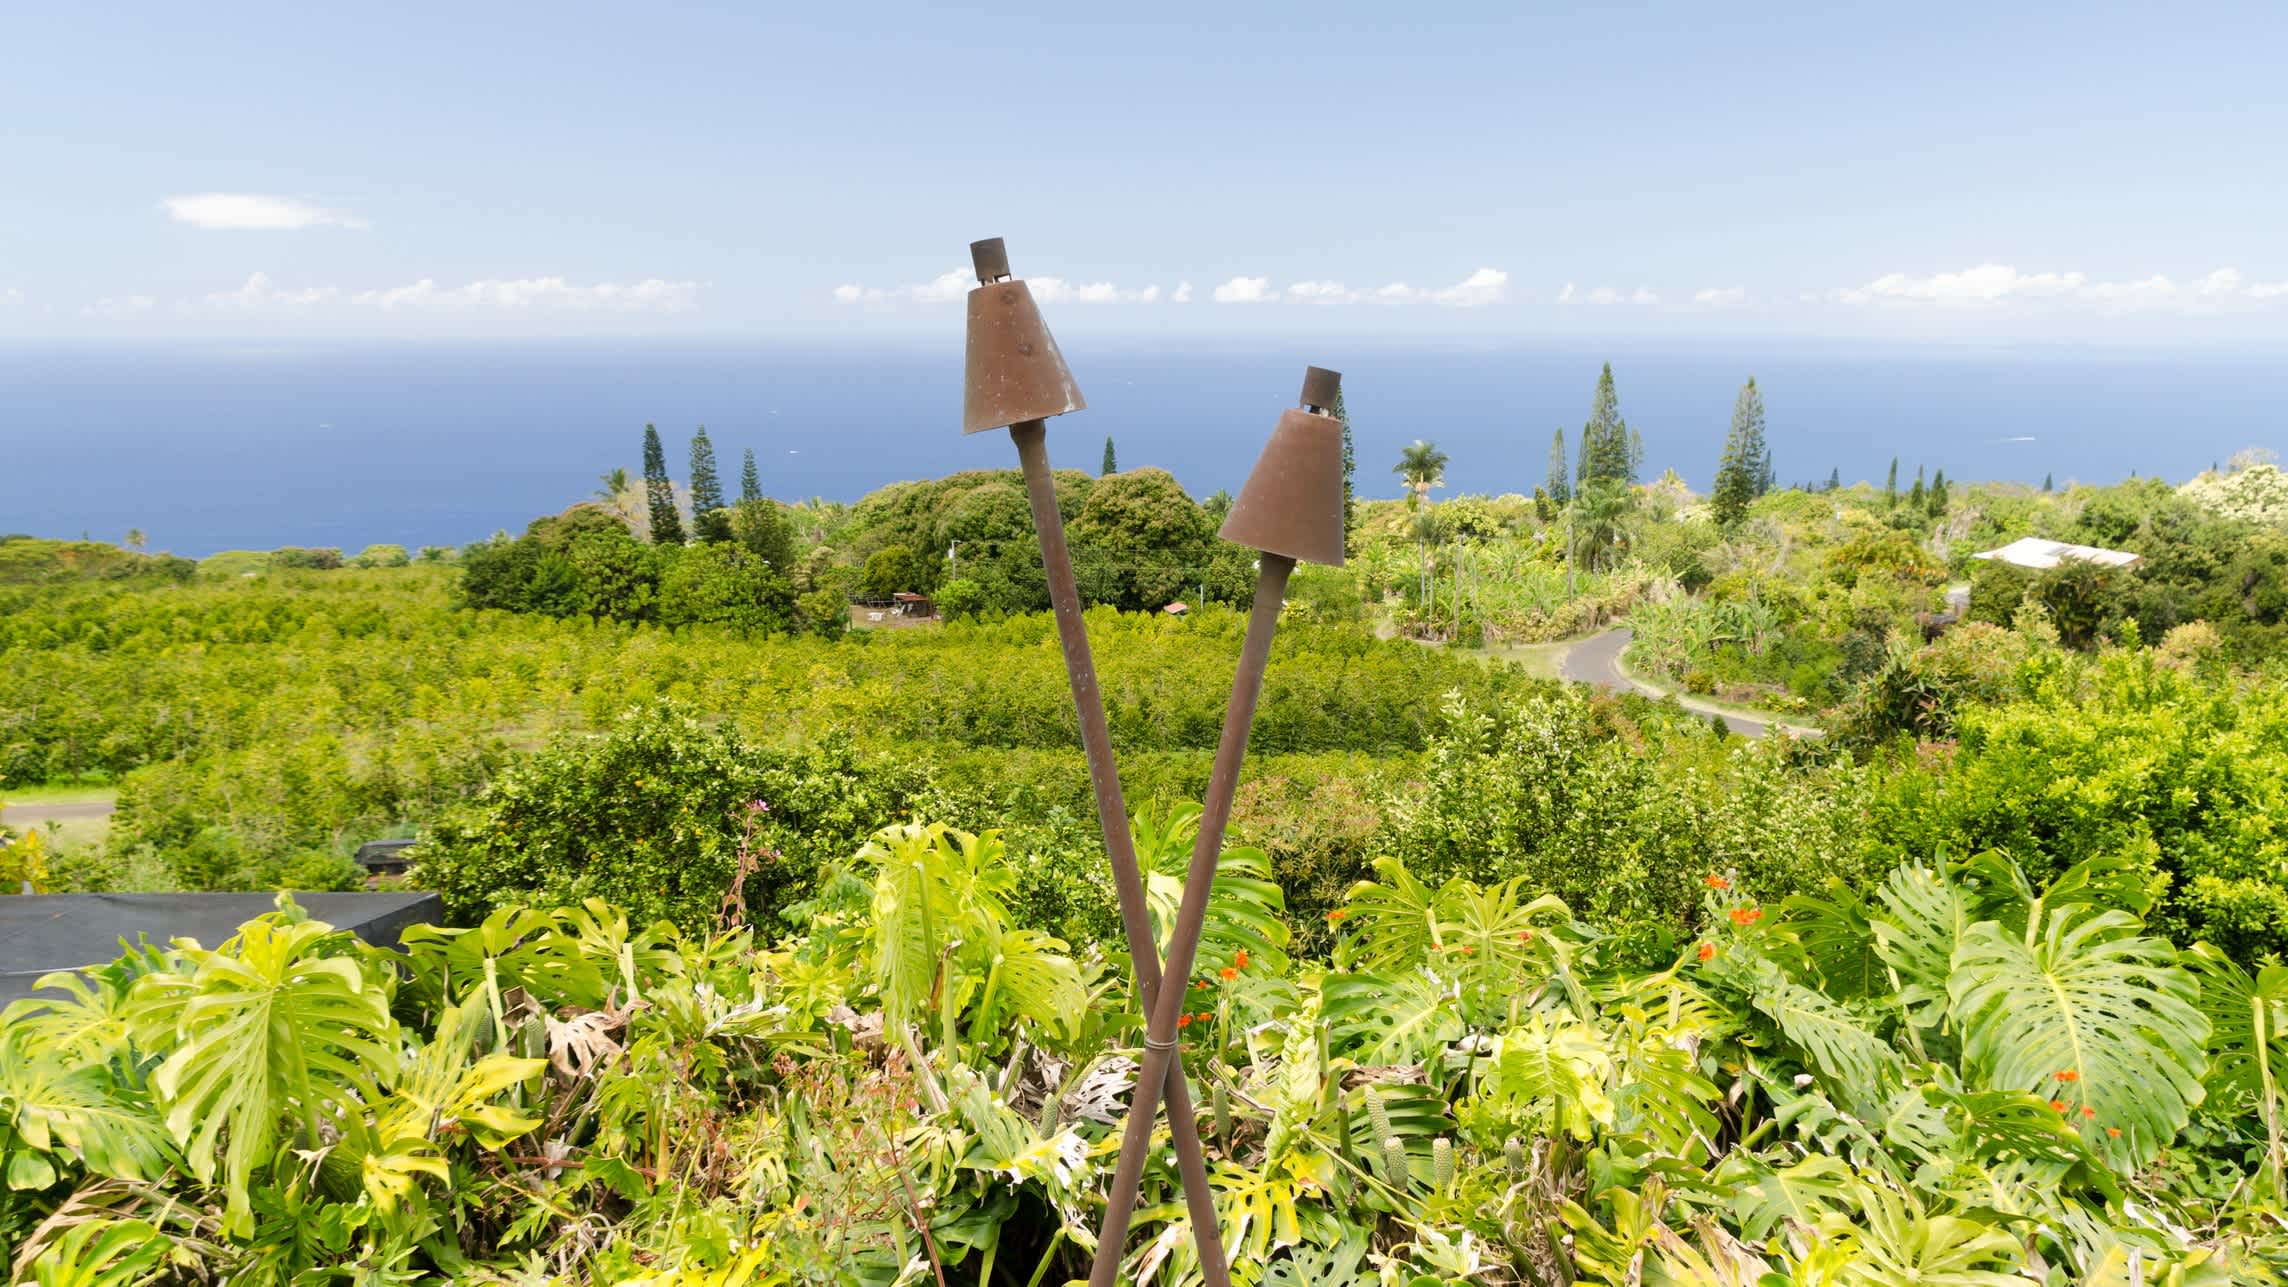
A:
[[1089, 553, 1293, 1287], [1009, 421, 1234, 1287]]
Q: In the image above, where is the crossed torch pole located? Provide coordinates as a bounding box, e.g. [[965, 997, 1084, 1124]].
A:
[[961, 238, 1348, 1286]]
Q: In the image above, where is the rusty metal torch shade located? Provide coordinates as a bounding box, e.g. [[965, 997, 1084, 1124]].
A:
[[962, 279, 1086, 434], [1217, 404, 1348, 567]]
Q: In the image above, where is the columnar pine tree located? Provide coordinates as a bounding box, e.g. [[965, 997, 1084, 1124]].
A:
[[1885, 458, 1900, 509], [2043, 472, 2055, 492], [1577, 363, 1634, 486], [1628, 426, 1645, 482], [642, 424, 684, 545], [1711, 377, 1773, 525], [1908, 465, 1926, 511], [688, 427, 731, 543], [1333, 388, 1358, 557], [1827, 467, 1841, 492], [1101, 436, 1117, 476], [1546, 427, 1571, 506], [1928, 468, 1949, 517], [740, 449, 763, 504]]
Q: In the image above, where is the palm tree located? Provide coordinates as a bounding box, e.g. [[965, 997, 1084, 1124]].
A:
[[595, 468, 642, 530], [1568, 478, 1632, 576], [1392, 440, 1449, 510], [123, 529, 146, 551]]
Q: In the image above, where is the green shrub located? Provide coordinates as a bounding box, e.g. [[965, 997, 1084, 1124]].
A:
[[413, 703, 933, 931]]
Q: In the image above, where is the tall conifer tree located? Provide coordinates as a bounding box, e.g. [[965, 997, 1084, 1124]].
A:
[[1546, 427, 1571, 506], [1577, 363, 1634, 486], [688, 427, 731, 542], [1711, 377, 1771, 526], [641, 424, 684, 545], [1101, 436, 1117, 476], [1885, 458, 1900, 509], [740, 448, 763, 504]]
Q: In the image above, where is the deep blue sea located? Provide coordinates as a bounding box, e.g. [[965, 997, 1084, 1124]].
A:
[[2, 338, 2282, 557]]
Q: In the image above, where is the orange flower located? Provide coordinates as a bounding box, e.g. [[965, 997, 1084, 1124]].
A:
[[1179, 1014, 1194, 1028], [2082, 1106, 2096, 1118], [1194, 979, 1209, 990], [1235, 950, 1250, 969], [1729, 907, 1763, 928], [2055, 1070, 2081, 1083], [1326, 909, 1348, 922], [1518, 929, 1535, 942], [2050, 1099, 2067, 1112], [1459, 945, 1478, 956], [1196, 1011, 1213, 1023], [2107, 1127, 2122, 1138], [1219, 967, 1237, 981], [1705, 875, 1731, 890], [1696, 943, 1715, 961]]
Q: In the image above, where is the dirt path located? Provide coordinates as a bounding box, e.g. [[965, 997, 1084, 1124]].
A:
[[1559, 628, 1822, 740], [1, 801, 117, 825]]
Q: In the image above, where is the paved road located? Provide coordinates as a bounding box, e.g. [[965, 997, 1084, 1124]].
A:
[[0, 801, 116, 825], [1559, 628, 1821, 740]]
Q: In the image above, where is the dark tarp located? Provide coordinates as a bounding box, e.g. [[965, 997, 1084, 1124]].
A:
[[0, 892, 441, 1005]]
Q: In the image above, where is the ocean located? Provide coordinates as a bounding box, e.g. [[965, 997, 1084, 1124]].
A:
[[2, 338, 2281, 557]]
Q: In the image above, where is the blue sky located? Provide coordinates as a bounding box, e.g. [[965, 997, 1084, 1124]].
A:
[[5, 2, 2286, 341]]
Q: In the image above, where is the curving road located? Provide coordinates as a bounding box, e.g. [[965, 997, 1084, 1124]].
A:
[[1559, 628, 1821, 740]]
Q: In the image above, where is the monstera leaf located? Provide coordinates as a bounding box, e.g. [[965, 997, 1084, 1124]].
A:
[[1334, 856, 1443, 973], [1134, 802, 1291, 974], [1814, 1184, 2027, 1287], [1785, 881, 1887, 1002], [1749, 968, 1903, 1119], [1321, 970, 1459, 1065], [1870, 863, 1978, 1028], [1718, 1152, 1853, 1242], [25, 1217, 172, 1287], [2186, 944, 2288, 1199], [124, 910, 394, 1236], [0, 1024, 175, 1190], [1475, 1014, 1615, 1140], [1948, 900, 2209, 1171]]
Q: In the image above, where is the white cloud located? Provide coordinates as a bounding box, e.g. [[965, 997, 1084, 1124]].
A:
[[82, 295, 156, 318], [162, 193, 364, 231], [203, 271, 336, 309], [1840, 263, 2086, 307], [1429, 267, 1508, 307], [1691, 286, 1748, 308], [352, 276, 701, 312], [1212, 275, 1273, 303], [1, 287, 21, 308], [1287, 280, 1355, 301], [834, 269, 1159, 305], [1034, 277, 1158, 303], [1557, 283, 1576, 303], [1838, 262, 2288, 312], [1172, 281, 1193, 303]]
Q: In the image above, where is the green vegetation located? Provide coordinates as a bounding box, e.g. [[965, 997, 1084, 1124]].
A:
[[7, 815, 2286, 1280], [9, 368, 2288, 1280]]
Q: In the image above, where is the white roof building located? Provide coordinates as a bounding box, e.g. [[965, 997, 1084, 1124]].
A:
[[1971, 537, 2143, 571]]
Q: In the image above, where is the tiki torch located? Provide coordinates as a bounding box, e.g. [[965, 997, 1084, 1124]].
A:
[[1087, 366, 1348, 1286], [962, 238, 1234, 1287]]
